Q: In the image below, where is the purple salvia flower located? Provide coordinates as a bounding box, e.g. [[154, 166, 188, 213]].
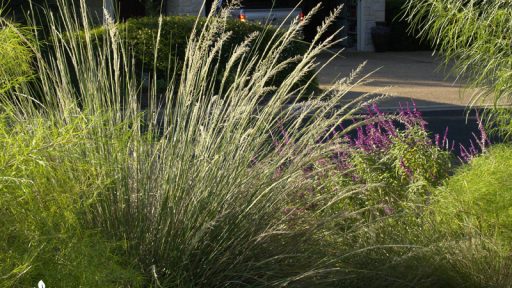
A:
[[469, 140, 476, 156], [344, 134, 352, 144], [355, 127, 365, 148], [442, 127, 449, 148], [412, 101, 422, 118], [434, 133, 440, 147], [384, 120, 397, 137], [372, 103, 384, 117], [476, 111, 489, 151], [459, 144, 471, 163], [418, 117, 427, 130]]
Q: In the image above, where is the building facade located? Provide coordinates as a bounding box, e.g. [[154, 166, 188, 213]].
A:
[[166, 0, 204, 15], [95, 0, 385, 51], [358, 0, 386, 51]]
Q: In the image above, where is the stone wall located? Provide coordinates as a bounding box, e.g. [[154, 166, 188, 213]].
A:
[[86, 0, 114, 24], [86, 0, 104, 23], [360, 0, 386, 51], [166, 0, 204, 16]]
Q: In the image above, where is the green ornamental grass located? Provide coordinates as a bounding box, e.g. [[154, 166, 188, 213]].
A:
[[404, 0, 512, 138], [0, 24, 33, 92], [434, 144, 512, 246], [0, 0, 377, 286]]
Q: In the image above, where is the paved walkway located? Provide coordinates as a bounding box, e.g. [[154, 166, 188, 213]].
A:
[[317, 51, 480, 111]]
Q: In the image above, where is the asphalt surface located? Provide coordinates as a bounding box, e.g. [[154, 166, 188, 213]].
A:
[[316, 50, 503, 149]]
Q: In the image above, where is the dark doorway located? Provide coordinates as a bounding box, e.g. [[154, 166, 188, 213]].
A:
[[118, 0, 146, 20]]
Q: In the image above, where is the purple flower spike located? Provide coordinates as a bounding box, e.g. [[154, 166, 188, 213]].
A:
[[459, 144, 471, 163], [434, 133, 440, 147], [372, 103, 384, 116], [442, 127, 449, 148], [412, 101, 422, 118], [476, 111, 489, 150]]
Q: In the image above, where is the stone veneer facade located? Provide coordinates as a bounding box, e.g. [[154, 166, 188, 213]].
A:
[[359, 0, 385, 51], [166, 0, 205, 15]]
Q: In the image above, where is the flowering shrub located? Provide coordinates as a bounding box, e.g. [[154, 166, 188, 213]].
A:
[[280, 102, 491, 225], [457, 112, 491, 162], [300, 103, 454, 220]]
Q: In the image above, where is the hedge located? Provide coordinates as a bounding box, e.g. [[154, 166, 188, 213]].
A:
[[86, 16, 318, 98]]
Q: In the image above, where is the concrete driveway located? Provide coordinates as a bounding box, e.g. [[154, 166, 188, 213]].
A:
[[316, 51, 479, 111]]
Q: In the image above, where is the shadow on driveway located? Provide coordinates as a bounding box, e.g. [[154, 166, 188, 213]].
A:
[[318, 51, 479, 109]]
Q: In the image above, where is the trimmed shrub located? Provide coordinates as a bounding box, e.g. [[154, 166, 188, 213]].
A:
[[86, 16, 318, 98]]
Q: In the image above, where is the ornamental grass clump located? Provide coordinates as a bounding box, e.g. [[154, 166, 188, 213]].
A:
[[0, 113, 143, 287], [0, 0, 376, 286], [404, 0, 512, 139], [423, 144, 512, 288], [0, 23, 33, 92], [404, 0, 512, 107]]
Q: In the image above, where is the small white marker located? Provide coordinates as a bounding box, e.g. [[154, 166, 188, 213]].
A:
[[38, 280, 45, 288]]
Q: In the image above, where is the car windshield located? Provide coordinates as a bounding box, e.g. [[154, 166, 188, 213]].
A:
[[222, 0, 301, 9]]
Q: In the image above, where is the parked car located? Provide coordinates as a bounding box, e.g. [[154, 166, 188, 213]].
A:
[[220, 0, 304, 29]]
